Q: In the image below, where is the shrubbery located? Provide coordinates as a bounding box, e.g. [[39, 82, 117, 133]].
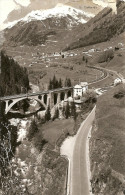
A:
[[27, 119, 47, 151], [98, 49, 114, 63], [113, 85, 125, 99]]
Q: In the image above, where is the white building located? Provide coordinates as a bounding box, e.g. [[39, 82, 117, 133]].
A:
[[74, 82, 88, 98], [114, 78, 122, 86]]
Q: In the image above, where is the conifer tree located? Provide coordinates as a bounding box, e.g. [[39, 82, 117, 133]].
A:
[[27, 120, 39, 141], [67, 78, 72, 87], [58, 78, 62, 88], [53, 107, 59, 120], [65, 102, 70, 119], [48, 79, 53, 90], [45, 106, 51, 121], [65, 78, 72, 87], [70, 101, 77, 121]]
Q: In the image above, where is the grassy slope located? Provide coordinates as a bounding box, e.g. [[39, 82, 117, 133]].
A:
[[41, 118, 74, 146], [90, 84, 125, 194]]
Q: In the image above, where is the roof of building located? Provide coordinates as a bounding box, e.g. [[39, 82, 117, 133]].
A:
[[114, 78, 122, 81], [74, 84, 82, 89]]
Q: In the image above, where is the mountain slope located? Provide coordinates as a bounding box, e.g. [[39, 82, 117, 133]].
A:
[[63, 1, 125, 51], [3, 5, 94, 46], [90, 84, 125, 194]]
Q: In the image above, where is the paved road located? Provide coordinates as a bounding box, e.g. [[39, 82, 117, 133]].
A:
[[71, 106, 96, 195]]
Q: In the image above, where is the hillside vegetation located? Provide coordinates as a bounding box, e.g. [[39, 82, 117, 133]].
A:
[[90, 84, 125, 194], [64, 2, 125, 51], [0, 51, 30, 97]]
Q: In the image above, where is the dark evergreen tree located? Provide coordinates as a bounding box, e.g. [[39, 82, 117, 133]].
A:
[[67, 78, 72, 87], [27, 120, 39, 141], [65, 78, 68, 87], [48, 75, 63, 90], [52, 75, 56, 89], [58, 78, 62, 88], [65, 78, 72, 87], [45, 106, 51, 121], [48, 79, 53, 90], [0, 51, 30, 97], [0, 101, 5, 120], [70, 101, 77, 121], [53, 107, 59, 120], [65, 102, 70, 119]]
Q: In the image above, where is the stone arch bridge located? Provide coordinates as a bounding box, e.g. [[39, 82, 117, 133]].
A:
[[0, 87, 73, 114]]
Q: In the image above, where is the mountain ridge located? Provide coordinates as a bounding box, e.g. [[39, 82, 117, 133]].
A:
[[63, 1, 125, 51], [3, 5, 94, 47], [5, 5, 94, 30]]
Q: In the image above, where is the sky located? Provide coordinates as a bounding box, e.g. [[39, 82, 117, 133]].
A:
[[0, 0, 30, 25], [0, 0, 109, 30]]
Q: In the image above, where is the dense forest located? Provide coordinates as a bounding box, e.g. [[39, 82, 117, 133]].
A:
[[0, 51, 30, 97]]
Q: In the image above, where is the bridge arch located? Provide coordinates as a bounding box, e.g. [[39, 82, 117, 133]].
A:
[[44, 94, 47, 104], [60, 92, 65, 101], [54, 93, 58, 105], [67, 90, 72, 98], [5, 96, 47, 114]]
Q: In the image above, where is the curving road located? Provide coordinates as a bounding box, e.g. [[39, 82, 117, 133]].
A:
[[71, 106, 96, 195]]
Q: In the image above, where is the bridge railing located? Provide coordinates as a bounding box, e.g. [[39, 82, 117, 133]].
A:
[[0, 87, 73, 101]]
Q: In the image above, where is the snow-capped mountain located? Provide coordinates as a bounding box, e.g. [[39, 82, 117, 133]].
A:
[[22, 4, 94, 22], [5, 4, 94, 30], [3, 4, 95, 47]]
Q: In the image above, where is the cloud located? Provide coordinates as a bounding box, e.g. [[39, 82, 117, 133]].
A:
[[0, 0, 19, 27], [14, 0, 30, 7]]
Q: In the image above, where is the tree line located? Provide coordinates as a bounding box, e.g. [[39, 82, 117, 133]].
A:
[[48, 75, 72, 90], [42, 101, 77, 122]]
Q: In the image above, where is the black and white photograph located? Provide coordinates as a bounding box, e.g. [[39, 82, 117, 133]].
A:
[[0, 0, 125, 194]]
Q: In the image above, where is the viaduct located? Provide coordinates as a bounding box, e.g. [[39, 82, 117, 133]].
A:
[[0, 87, 73, 114]]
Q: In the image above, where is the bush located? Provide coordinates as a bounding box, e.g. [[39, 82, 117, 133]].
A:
[[53, 107, 59, 121], [84, 90, 97, 104], [113, 86, 125, 99], [33, 132, 47, 152], [27, 120, 39, 141], [98, 49, 114, 63]]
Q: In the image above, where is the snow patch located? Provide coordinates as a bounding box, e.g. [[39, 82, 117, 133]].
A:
[[4, 5, 94, 30]]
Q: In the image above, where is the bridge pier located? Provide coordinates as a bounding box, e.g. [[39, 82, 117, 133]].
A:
[[47, 93, 54, 108], [5, 100, 9, 114], [57, 93, 61, 104], [42, 95, 44, 102], [64, 92, 68, 100]]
